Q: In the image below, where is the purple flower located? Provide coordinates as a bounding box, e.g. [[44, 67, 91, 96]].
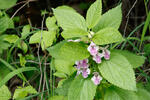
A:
[[75, 59, 90, 78], [82, 68, 90, 78], [102, 49, 110, 60], [93, 53, 103, 64], [87, 42, 99, 56], [91, 72, 102, 85]]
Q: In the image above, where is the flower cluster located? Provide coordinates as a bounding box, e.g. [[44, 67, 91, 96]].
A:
[[75, 59, 90, 78], [87, 42, 110, 63]]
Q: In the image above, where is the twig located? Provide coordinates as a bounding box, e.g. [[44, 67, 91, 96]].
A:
[[38, 14, 45, 94]]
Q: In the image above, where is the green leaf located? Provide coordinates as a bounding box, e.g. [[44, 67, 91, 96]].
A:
[[18, 53, 26, 67], [144, 43, 150, 56], [92, 28, 124, 45], [104, 86, 138, 100], [113, 50, 145, 68], [0, 85, 11, 100], [61, 28, 88, 39], [21, 25, 30, 37], [0, 67, 38, 87], [47, 41, 90, 62], [56, 5, 76, 12], [53, 8, 87, 31], [0, 16, 9, 33], [18, 41, 28, 53], [48, 96, 67, 100], [46, 16, 58, 31], [54, 59, 76, 75], [93, 4, 122, 32], [55, 76, 74, 96], [4, 35, 19, 43], [99, 51, 136, 91], [0, 0, 17, 9], [68, 75, 97, 100], [86, 0, 102, 29], [136, 88, 150, 100], [53, 71, 67, 78], [29, 30, 56, 50], [13, 86, 37, 99], [0, 36, 10, 54]]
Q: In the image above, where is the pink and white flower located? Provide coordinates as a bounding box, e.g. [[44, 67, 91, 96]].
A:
[[102, 49, 110, 60], [93, 53, 103, 64], [87, 42, 99, 56], [91, 72, 102, 85]]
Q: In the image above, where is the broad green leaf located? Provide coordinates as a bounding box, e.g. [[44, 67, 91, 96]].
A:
[[21, 25, 30, 37], [86, 0, 102, 29], [0, 63, 10, 80], [99, 51, 136, 91], [46, 16, 58, 31], [0, 0, 17, 9], [0, 36, 10, 54], [49, 96, 67, 100], [0, 15, 14, 34], [47, 41, 90, 62], [4, 34, 19, 43], [55, 76, 74, 96], [54, 71, 67, 78], [92, 28, 124, 45], [104, 86, 138, 100], [113, 50, 145, 68], [29, 30, 56, 50], [68, 75, 97, 100], [54, 59, 76, 75], [13, 86, 37, 99], [57, 79, 67, 88], [0, 16, 9, 33], [136, 88, 150, 100], [56, 5, 76, 12], [53, 8, 87, 31], [0, 85, 11, 100], [61, 28, 88, 39], [93, 4, 122, 32]]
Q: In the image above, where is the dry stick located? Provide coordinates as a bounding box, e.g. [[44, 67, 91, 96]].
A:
[[38, 14, 45, 94], [41, 55, 48, 100]]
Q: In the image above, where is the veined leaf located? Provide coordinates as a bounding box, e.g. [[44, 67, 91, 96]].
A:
[[29, 30, 56, 50], [53, 8, 87, 31], [21, 25, 30, 37], [54, 59, 76, 75], [4, 34, 19, 43], [92, 28, 124, 45], [56, 5, 76, 12], [93, 4, 122, 32], [86, 0, 102, 29], [68, 75, 97, 100], [112, 50, 145, 68], [99, 51, 136, 91], [46, 16, 58, 31], [48, 96, 67, 100], [0, 0, 17, 9], [104, 86, 138, 100], [136, 88, 150, 100], [13, 86, 37, 99], [61, 28, 88, 39], [0, 85, 11, 100], [47, 41, 90, 62]]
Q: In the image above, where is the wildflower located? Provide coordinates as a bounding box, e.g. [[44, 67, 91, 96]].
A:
[[102, 49, 110, 60], [87, 42, 99, 56], [91, 72, 102, 85], [75, 59, 90, 78], [93, 53, 103, 64], [82, 68, 90, 78]]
